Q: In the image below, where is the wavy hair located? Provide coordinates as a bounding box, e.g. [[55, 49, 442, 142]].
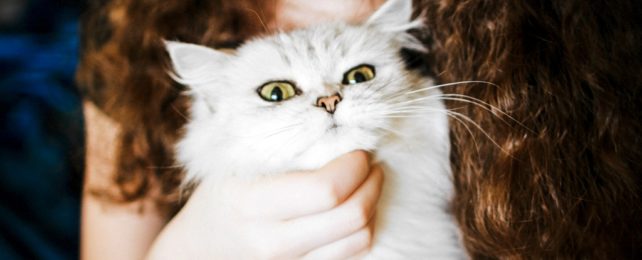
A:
[[417, 0, 642, 258]]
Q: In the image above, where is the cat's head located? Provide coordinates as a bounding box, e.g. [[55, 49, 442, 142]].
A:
[[166, 0, 438, 178]]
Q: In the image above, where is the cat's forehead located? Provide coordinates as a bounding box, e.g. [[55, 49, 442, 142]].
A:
[[231, 23, 398, 87], [243, 23, 393, 62]]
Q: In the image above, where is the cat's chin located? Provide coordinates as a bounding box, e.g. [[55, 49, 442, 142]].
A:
[[291, 126, 380, 170]]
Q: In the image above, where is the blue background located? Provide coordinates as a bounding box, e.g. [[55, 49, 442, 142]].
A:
[[0, 1, 85, 259]]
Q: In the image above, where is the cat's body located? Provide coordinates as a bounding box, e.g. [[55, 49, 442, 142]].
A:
[[167, 0, 465, 258]]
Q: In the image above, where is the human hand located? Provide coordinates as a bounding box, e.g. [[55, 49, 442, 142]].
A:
[[147, 150, 383, 259]]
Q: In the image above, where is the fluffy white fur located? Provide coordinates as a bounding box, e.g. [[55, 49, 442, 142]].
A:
[[166, 0, 466, 258]]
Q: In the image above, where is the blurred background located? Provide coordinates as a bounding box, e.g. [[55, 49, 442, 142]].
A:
[[0, 0, 86, 259]]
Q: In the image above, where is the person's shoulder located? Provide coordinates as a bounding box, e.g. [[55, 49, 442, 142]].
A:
[[83, 100, 120, 192]]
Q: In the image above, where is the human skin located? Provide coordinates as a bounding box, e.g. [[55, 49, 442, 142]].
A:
[[81, 0, 386, 259]]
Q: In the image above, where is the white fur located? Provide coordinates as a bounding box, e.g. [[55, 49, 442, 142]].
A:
[[167, 0, 466, 258]]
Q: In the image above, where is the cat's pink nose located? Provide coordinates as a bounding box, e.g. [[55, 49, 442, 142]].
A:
[[316, 93, 342, 114]]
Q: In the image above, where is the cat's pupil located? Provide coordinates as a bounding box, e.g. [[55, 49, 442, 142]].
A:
[[354, 72, 366, 83], [270, 87, 283, 101]]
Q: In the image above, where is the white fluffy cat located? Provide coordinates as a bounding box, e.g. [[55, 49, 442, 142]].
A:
[[165, 0, 466, 258]]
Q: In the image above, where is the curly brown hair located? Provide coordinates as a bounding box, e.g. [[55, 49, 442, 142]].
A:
[[77, 0, 642, 258], [418, 0, 642, 258]]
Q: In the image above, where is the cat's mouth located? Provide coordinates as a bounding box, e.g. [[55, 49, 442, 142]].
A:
[[326, 117, 344, 132]]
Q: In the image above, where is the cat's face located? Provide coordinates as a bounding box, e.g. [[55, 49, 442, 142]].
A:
[[167, 0, 436, 177]]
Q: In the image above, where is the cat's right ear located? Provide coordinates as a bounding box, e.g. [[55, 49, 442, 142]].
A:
[[164, 40, 231, 84]]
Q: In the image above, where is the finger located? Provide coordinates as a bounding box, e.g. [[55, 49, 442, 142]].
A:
[[346, 249, 371, 260], [302, 217, 376, 260], [242, 150, 372, 219], [278, 164, 383, 256]]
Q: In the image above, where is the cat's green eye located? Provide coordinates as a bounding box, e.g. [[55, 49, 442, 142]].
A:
[[342, 64, 376, 85], [258, 81, 298, 102]]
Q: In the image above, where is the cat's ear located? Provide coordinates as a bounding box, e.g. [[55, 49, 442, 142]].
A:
[[366, 0, 414, 30], [164, 40, 231, 84], [366, 0, 426, 52]]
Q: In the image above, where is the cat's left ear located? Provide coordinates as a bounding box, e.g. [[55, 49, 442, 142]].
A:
[[366, 0, 426, 52], [164, 40, 231, 84], [366, 0, 415, 30]]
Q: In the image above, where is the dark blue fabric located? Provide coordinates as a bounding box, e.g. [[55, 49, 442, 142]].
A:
[[0, 1, 84, 259]]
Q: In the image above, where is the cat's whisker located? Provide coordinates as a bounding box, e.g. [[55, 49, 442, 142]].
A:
[[368, 104, 444, 115], [262, 125, 324, 169], [261, 129, 302, 169], [386, 80, 498, 102], [147, 164, 185, 170], [386, 92, 533, 133], [234, 127, 303, 170], [368, 107, 482, 151], [378, 108, 485, 154], [222, 120, 304, 139], [260, 122, 305, 139], [368, 106, 482, 150], [440, 111, 483, 154], [244, 7, 269, 33], [171, 104, 190, 121], [428, 95, 532, 133], [439, 95, 532, 132], [373, 107, 507, 153], [390, 96, 477, 111]]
